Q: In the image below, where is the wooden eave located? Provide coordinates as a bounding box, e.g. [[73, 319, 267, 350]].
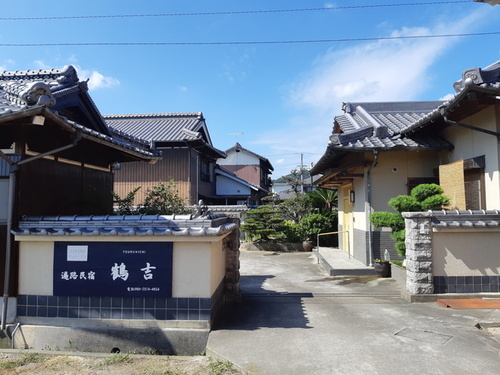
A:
[[444, 88, 499, 122], [0, 108, 159, 168]]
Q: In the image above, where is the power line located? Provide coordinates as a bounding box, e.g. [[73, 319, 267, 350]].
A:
[[0, 2, 473, 21], [1, 31, 498, 47]]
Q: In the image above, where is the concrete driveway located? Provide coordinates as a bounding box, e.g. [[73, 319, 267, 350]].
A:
[[207, 250, 500, 375]]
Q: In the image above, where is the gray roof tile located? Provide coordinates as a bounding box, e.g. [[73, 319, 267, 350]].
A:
[[0, 66, 158, 160], [403, 210, 500, 228], [105, 112, 208, 145], [329, 101, 451, 151], [13, 214, 236, 237]]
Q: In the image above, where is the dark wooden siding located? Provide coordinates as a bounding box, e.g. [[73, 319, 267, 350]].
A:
[[17, 158, 113, 217]]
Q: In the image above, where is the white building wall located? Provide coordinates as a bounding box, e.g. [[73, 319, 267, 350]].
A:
[[216, 175, 251, 195], [219, 151, 259, 166], [439, 107, 500, 209]]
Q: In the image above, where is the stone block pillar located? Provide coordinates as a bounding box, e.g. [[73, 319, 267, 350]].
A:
[[402, 212, 433, 294], [223, 218, 241, 303]]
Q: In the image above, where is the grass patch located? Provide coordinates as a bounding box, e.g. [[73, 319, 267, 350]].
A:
[[0, 351, 46, 369], [90, 352, 133, 368], [208, 357, 234, 374]]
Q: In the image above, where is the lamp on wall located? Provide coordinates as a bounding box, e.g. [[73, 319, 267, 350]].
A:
[[349, 190, 355, 203]]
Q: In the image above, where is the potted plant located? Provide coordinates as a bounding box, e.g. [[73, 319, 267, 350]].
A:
[[302, 239, 314, 252], [373, 259, 391, 278]]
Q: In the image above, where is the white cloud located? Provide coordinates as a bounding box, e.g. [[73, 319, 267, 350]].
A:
[[34, 60, 50, 69], [258, 7, 491, 178], [177, 86, 188, 93], [76, 68, 120, 90], [288, 9, 489, 112]]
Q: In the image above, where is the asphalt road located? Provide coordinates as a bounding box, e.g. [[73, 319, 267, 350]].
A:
[[207, 250, 500, 375]]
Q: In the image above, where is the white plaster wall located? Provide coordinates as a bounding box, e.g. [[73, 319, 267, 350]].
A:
[[440, 107, 500, 209], [218, 151, 259, 166], [432, 230, 500, 276], [216, 175, 251, 195], [371, 151, 439, 212], [18, 241, 54, 295], [171, 242, 212, 298]]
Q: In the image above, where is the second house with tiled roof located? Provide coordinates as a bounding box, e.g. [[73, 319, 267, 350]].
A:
[[106, 112, 226, 205], [217, 142, 274, 205]]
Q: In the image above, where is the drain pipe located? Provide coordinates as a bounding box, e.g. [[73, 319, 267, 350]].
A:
[[1, 166, 17, 331], [443, 116, 500, 142], [11, 322, 21, 349], [1, 133, 81, 331], [366, 150, 379, 267]]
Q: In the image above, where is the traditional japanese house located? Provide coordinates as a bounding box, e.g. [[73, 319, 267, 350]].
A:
[[105, 113, 226, 206], [0, 66, 240, 354]]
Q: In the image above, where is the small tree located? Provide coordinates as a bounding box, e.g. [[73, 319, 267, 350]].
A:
[[307, 188, 338, 214], [299, 212, 336, 245], [112, 186, 141, 215], [240, 205, 286, 242], [370, 184, 449, 257], [278, 194, 314, 223], [140, 180, 191, 215]]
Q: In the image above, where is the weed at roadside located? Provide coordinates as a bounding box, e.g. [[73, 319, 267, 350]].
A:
[[208, 357, 234, 374]]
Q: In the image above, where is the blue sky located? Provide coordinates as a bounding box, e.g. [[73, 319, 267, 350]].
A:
[[1, 1, 499, 178]]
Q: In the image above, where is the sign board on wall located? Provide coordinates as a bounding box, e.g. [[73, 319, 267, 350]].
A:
[[54, 242, 173, 298]]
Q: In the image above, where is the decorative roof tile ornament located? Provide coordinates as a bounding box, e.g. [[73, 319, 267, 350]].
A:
[[453, 61, 500, 92]]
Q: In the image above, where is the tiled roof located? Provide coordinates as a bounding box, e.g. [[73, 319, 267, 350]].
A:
[[105, 112, 208, 145], [329, 101, 449, 150], [0, 66, 79, 114], [0, 66, 158, 160], [402, 60, 500, 135], [402, 210, 500, 228], [13, 214, 237, 237], [215, 165, 263, 192]]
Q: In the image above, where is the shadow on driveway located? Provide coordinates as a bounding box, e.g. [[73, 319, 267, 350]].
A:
[[213, 275, 313, 331]]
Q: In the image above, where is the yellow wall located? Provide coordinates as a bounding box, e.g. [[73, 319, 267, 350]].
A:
[[18, 241, 54, 295]]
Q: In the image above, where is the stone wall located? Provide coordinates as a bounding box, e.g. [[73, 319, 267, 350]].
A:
[[223, 218, 241, 303], [403, 210, 500, 297], [403, 212, 433, 294]]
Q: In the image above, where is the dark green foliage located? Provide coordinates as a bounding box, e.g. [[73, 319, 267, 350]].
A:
[[299, 212, 336, 244], [369, 212, 404, 232], [388, 195, 421, 213], [307, 188, 338, 213], [370, 184, 449, 257], [112, 180, 192, 216], [140, 181, 191, 215], [282, 221, 303, 243], [112, 186, 141, 215], [410, 183, 445, 202], [278, 194, 314, 223], [420, 195, 450, 210], [241, 205, 286, 242]]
